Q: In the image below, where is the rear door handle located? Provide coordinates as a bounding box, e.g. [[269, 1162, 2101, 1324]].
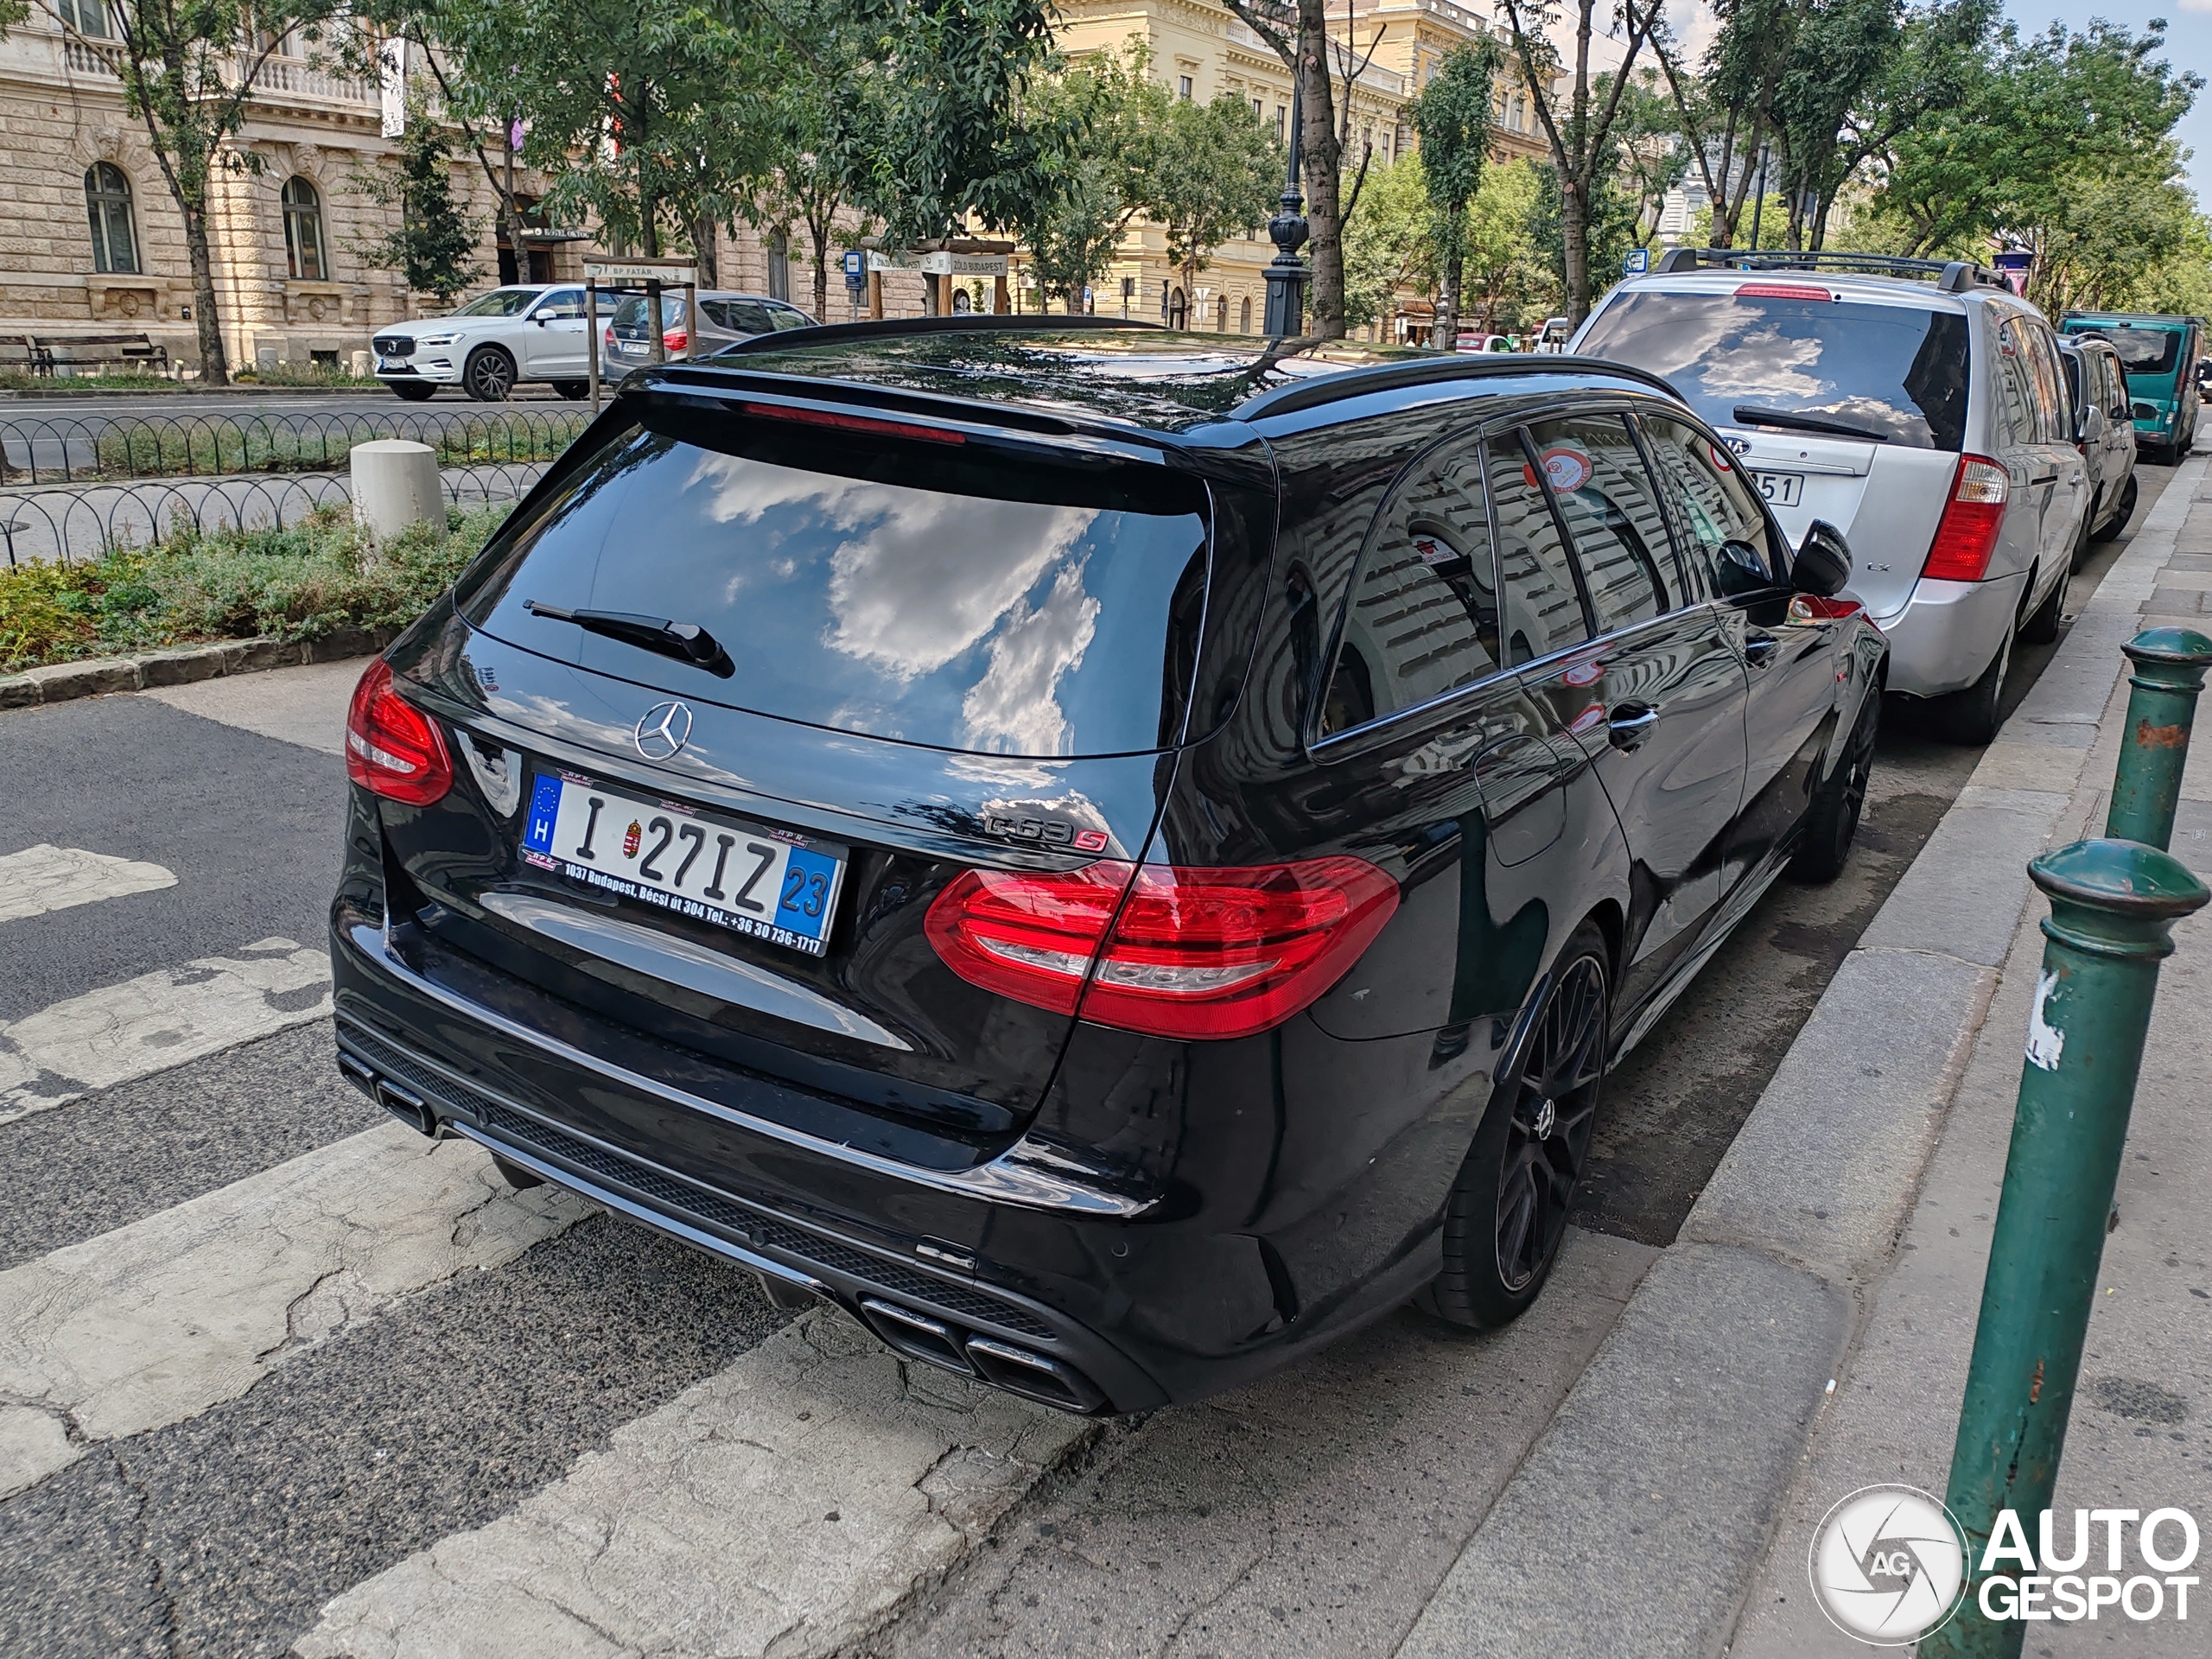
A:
[[1744, 633, 1781, 667], [1607, 704, 1660, 750]]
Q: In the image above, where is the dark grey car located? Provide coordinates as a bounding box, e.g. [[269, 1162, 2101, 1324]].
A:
[[599, 290, 816, 384], [2058, 334, 2139, 560]]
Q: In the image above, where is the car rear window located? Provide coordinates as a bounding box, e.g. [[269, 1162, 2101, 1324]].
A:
[[2066, 325, 2181, 377], [458, 403, 1211, 758], [1578, 289, 1971, 450], [611, 296, 687, 330]]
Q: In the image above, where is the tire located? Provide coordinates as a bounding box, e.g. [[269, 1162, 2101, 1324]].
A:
[[2022, 558, 2069, 645], [2090, 474, 2137, 543], [464, 345, 517, 402], [389, 381, 435, 402], [1935, 627, 2012, 746], [490, 1154, 543, 1192], [1790, 684, 1879, 882], [1428, 922, 1611, 1329], [553, 378, 589, 401]]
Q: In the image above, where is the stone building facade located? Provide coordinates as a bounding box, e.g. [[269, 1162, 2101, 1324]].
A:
[[0, 15, 597, 373]]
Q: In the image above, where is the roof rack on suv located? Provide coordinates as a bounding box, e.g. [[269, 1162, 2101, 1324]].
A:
[[1649, 248, 2012, 295]]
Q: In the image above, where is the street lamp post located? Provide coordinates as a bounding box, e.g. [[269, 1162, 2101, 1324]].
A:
[[1262, 86, 1309, 339]]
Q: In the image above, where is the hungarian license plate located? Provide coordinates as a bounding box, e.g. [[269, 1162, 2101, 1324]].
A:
[[518, 773, 845, 956], [1752, 470, 1804, 506], [377, 357, 404, 372]]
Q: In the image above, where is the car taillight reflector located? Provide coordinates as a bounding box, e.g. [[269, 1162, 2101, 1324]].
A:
[[345, 659, 453, 806], [738, 401, 966, 444], [1736, 283, 1834, 301], [925, 856, 1399, 1040], [1922, 454, 2010, 582]]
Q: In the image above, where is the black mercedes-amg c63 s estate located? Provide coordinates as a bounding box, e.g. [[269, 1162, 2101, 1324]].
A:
[[330, 319, 1886, 1414]]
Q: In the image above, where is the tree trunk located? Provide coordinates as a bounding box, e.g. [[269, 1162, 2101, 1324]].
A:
[[694, 214, 719, 286], [182, 198, 229, 385], [1295, 3, 1344, 340], [808, 209, 831, 322], [1433, 245, 1463, 347], [1560, 177, 1592, 327]]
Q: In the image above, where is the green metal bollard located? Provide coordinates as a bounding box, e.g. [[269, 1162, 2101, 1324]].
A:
[[2106, 626, 2212, 851], [1927, 841, 2209, 1656]]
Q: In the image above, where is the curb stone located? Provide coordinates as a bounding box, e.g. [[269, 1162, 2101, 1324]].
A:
[[0, 628, 393, 711], [1398, 448, 2210, 1658]]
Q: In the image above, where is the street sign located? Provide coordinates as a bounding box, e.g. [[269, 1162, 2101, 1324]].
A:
[[582, 258, 699, 285], [842, 250, 864, 277], [921, 251, 1009, 277], [1624, 247, 1649, 275]]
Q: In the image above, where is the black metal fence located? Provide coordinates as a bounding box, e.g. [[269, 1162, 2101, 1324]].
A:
[[0, 464, 545, 567], [0, 407, 588, 486]]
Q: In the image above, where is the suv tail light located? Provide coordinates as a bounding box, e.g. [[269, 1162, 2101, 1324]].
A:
[[925, 857, 1400, 1040], [664, 328, 688, 351], [1921, 454, 2010, 582], [346, 659, 452, 806]]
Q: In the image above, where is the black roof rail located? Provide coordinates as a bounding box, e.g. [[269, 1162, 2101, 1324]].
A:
[[1648, 248, 2012, 292], [1236, 352, 1684, 423], [704, 313, 1165, 357]]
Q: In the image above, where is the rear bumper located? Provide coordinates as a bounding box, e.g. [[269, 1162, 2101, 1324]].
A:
[[1872, 571, 2024, 699], [330, 902, 1450, 1414]]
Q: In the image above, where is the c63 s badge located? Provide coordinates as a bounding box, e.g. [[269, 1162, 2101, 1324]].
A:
[[986, 814, 1110, 854]]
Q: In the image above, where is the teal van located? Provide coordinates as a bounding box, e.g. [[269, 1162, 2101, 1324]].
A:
[[2060, 312, 2202, 462]]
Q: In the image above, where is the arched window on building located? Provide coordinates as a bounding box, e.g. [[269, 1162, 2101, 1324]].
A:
[[84, 163, 139, 274], [1216, 295, 1229, 332], [1167, 287, 1187, 329], [282, 175, 327, 281], [1240, 296, 1252, 334]]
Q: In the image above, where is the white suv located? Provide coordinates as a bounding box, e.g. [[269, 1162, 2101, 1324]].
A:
[[1573, 254, 2088, 741], [372, 285, 593, 403]]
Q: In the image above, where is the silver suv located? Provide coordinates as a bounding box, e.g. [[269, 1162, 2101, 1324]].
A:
[[1573, 253, 2088, 741]]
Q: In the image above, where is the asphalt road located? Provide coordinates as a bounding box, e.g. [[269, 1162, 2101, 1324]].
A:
[[0, 454, 2185, 1656]]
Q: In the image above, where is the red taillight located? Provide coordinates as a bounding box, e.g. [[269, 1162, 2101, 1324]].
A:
[[663, 328, 687, 351], [925, 856, 1400, 1040], [1922, 454, 2010, 582], [1789, 594, 1865, 622], [603, 326, 614, 345], [1736, 283, 1834, 301], [345, 659, 452, 806], [737, 401, 966, 444]]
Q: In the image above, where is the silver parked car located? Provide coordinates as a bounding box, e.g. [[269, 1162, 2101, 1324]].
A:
[[2056, 334, 2139, 557], [1573, 252, 2088, 742], [599, 290, 816, 384]]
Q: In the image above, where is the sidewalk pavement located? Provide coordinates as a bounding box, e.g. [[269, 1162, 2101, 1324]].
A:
[[1400, 448, 2212, 1659]]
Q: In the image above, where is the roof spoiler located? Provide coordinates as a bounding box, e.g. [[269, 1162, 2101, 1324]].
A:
[[1650, 248, 2011, 293]]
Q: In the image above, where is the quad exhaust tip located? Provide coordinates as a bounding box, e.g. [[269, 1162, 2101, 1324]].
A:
[[337, 1050, 439, 1138], [858, 1296, 1108, 1414]]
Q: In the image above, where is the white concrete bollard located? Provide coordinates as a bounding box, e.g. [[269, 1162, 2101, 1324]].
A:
[[349, 348, 372, 377], [350, 439, 442, 542]]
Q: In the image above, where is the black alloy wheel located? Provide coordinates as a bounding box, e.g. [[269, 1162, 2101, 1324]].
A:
[[1429, 922, 1611, 1327], [2091, 474, 2137, 543], [1790, 684, 1880, 882], [465, 345, 517, 402]]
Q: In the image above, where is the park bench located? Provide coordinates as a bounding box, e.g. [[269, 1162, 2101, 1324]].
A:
[[0, 335, 52, 374], [30, 334, 172, 376]]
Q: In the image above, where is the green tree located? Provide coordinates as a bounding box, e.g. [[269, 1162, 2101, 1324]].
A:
[[1410, 40, 1501, 346], [1154, 92, 1284, 327], [1342, 151, 1433, 334], [349, 99, 481, 306], [1024, 41, 1173, 312], [39, 0, 341, 383], [1462, 156, 1554, 334], [1497, 0, 1666, 325], [836, 0, 1066, 258]]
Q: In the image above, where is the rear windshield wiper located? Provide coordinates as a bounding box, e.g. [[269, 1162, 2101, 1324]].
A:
[[1732, 405, 1893, 444], [524, 601, 734, 677]]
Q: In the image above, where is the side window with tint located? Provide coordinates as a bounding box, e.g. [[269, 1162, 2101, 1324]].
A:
[[1639, 416, 1778, 599], [2023, 323, 2069, 442], [1321, 439, 1503, 734], [1994, 319, 2038, 448], [1487, 431, 1593, 667], [1524, 413, 1675, 632]]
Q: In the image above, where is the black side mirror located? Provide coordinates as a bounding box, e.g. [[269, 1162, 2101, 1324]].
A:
[[1715, 538, 1770, 598], [1794, 519, 1852, 597]]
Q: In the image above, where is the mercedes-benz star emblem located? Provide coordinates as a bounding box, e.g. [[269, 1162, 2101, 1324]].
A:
[[633, 700, 693, 760]]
